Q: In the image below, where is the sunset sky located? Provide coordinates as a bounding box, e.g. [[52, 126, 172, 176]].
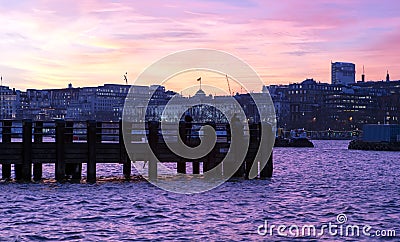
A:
[[1, 0, 400, 91]]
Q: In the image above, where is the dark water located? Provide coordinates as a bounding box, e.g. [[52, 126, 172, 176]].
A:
[[0, 140, 399, 241]]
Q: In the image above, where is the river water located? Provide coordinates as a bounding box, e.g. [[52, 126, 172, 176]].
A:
[[0, 140, 399, 241]]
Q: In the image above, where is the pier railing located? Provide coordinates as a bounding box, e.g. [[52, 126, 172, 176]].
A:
[[0, 120, 273, 182]]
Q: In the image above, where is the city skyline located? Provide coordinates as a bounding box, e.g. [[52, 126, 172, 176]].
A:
[[1, 0, 400, 91]]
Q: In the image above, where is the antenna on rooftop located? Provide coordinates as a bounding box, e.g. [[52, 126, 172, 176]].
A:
[[361, 65, 365, 82], [386, 70, 390, 82]]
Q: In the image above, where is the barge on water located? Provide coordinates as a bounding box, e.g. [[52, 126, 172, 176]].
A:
[[348, 124, 400, 151]]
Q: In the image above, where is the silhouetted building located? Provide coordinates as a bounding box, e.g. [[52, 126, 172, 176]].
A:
[[265, 78, 400, 130], [286, 79, 342, 130], [331, 62, 356, 85], [1, 75, 398, 131], [0, 86, 17, 119]]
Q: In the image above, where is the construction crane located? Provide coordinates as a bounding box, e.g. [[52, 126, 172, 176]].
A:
[[0, 75, 2, 119], [124, 72, 128, 84], [226, 74, 232, 96]]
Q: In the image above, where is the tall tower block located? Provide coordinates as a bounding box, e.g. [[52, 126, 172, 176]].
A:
[[331, 62, 356, 85]]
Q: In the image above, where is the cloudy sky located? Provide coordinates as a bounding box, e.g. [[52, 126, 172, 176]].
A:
[[0, 0, 399, 91]]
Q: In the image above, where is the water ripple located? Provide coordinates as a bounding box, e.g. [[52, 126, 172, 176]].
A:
[[0, 141, 399, 241]]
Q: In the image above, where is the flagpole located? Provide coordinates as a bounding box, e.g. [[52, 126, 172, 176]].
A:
[[197, 77, 202, 90]]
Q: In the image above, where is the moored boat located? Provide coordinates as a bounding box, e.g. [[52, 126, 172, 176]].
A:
[[274, 128, 314, 147]]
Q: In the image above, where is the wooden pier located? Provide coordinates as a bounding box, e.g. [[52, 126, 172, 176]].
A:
[[0, 120, 273, 182]]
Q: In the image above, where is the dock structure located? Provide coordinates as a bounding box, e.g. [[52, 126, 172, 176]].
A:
[[0, 119, 273, 182]]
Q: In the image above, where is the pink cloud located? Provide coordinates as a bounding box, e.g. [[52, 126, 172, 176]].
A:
[[0, 0, 400, 91]]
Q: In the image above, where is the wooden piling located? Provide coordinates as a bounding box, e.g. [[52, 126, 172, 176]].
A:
[[120, 120, 131, 180], [123, 161, 131, 180], [203, 158, 211, 173], [176, 121, 187, 174], [229, 120, 245, 178], [33, 121, 43, 181], [1, 120, 12, 180], [65, 121, 80, 180], [148, 158, 157, 181], [259, 123, 273, 179], [55, 120, 66, 182], [203, 124, 212, 174], [205, 122, 221, 177], [14, 165, 22, 180], [87, 120, 97, 183], [244, 123, 258, 179], [260, 151, 273, 178], [192, 161, 200, 174], [14, 124, 23, 180], [177, 161, 186, 174], [148, 121, 158, 181], [21, 119, 32, 181]]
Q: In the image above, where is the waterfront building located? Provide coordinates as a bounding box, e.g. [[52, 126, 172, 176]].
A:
[[263, 85, 290, 128], [286, 79, 341, 130], [71, 84, 131, 121], [0, 86, 17, 119], [265, 78, 400, 130]]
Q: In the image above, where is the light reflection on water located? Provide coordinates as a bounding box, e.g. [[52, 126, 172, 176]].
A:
[[0, 140, 399, 241]]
